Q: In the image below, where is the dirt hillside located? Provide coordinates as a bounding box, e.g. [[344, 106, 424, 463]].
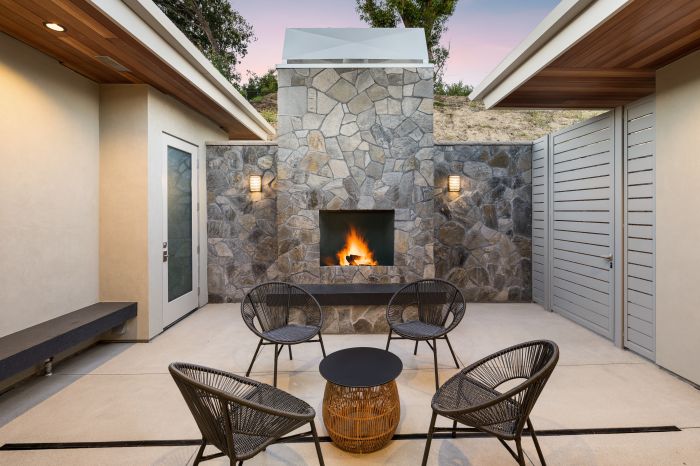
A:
[[433, 96, 602, 142], [250, 93, 602, 142]]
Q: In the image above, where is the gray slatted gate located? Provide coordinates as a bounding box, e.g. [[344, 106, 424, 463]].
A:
[[532, 137, 549, 308], [550, 112, 616, 340], [624, 96, 656, 359]]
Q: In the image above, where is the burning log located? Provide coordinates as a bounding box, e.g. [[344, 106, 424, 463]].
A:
[[336, 226, 378, 266]]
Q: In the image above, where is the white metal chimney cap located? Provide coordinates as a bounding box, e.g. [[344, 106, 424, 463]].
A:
[[279, 28, 431, 68]]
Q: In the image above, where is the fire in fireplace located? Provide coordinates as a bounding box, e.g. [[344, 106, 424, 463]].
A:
[[319, 210, 394, 266], [336, 226, 377, 266]]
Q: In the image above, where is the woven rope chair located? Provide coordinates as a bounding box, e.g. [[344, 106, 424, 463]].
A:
[[421, 340, 559, 466], [385, 279, 466, 390], [242, 282, 325, 387], [169, 362, 325, 466]]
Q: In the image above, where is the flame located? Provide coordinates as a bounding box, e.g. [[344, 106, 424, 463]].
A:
[[336, 226, 378, 266]]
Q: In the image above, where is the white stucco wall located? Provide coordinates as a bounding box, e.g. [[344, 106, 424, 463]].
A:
[[0, 33, 100, 338], [99, 85, 150, 340], [99, 85, 226, 340], [655, 50, 700, 385]]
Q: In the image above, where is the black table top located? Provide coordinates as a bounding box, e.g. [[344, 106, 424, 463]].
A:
[[319, 347, 403, 388]]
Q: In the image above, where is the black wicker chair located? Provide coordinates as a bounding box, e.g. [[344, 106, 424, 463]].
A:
[[421, 340, 559, 466], [169, 362, 325, 466], [242, 282, 326, 387], [385, 279, 466, 390]]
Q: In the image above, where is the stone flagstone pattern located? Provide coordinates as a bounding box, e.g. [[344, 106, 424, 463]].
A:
[[434, 143, 533, 302], [273, 67, 436, 287], [207, 143, 277, 302], [205, 68, 533, 330], [205, 142, 533, 326]]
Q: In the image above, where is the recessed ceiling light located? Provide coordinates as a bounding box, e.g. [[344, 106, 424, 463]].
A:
[[44, 22, 66, 32]]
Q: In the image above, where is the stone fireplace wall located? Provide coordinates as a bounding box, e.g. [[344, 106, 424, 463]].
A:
[[205, 69, 533, 332], [272, 67, 436, 286], [434, 143, 533, 302], [205, 141, 533, 327], [207, 142, 277, 302]]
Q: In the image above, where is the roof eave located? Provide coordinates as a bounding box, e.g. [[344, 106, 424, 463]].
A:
[[472, 0, 631, 109], [91, 0, 275, 140]]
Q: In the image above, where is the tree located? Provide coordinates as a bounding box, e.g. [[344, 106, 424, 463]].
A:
[[240, 69, 278, 100], [355, 0, 458, 86], [154, 0, 255, 83]]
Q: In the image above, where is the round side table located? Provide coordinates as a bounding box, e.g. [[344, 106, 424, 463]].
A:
[[319, 347, 403, 453]]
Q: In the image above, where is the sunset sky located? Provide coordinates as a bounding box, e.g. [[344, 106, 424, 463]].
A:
[[233, 0, 559, 87]]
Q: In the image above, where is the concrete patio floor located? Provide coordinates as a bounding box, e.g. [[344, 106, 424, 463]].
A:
[[0, 303, 698, 465]]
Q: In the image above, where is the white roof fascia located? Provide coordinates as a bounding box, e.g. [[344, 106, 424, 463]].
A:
[[472, 0, 631, 108], [89, 0, 275, 140]]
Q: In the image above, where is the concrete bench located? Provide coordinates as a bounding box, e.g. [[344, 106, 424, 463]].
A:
[[0, 302, 136, 380]]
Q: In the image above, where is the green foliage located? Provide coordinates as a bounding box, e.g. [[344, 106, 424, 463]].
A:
[[355, 0, 458, 83], [239, 69, 278, 100], [258, 108, 277, 125], [153, 0, 254, 83], [435, 80, 473, 97]]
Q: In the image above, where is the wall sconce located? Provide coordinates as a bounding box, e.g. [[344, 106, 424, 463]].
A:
[[249, 175, 262, 193], [448, 175, 461, 192]]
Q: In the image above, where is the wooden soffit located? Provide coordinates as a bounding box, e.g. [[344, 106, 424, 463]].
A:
[[497, 0, 700, 109], [0, 0, 272, 139]]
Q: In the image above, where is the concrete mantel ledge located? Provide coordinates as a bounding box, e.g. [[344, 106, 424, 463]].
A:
[[434, 140, 533, 146], [206, 140, 279, 146]]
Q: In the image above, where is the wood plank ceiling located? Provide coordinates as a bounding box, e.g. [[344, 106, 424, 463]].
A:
[[0, 0, 261, 139], [498, 0, 700, 108]]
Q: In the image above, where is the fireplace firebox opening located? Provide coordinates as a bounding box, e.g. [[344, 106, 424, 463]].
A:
[[319, 210, 394, 266]]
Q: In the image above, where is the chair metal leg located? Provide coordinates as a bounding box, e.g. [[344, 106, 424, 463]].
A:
[[527, 418, 546, 465], [319, 333, 327, 357], [245, 338, 263, 377], [432, 338, 439, 391], [310, 420, 325, 466], [193, 439, 206, 465], [273, 343, 279, 387], [421, 411, 438, 466], [452, 420, 458, 438], [414, 340, 419, 355], [288, 345, 293, 360], [443, 335, 460, 369], [515, 437, 526, 466], [497, 438, 521, 463], [385, 330, 392, 351]]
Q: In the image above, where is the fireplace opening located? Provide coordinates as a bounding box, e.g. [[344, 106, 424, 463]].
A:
[[319, 210, 394, 266]]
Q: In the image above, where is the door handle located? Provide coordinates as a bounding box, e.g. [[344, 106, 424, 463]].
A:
[[602, 254, 613, 268], [163, 250, 169, 262]]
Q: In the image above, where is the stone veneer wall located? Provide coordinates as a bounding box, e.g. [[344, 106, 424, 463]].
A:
[[272, 67, 436, 287], [207, 142, 277, 302], [205, 140, 533, 326], [434, 143, 533, 302], [205, 69, 533, 332]]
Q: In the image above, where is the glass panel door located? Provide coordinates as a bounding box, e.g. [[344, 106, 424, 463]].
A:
[[162, 134, 199, 327], [167, 146, 193, 302]]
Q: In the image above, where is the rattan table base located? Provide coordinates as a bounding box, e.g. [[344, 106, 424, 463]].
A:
[[322, 380, 400, 453]]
